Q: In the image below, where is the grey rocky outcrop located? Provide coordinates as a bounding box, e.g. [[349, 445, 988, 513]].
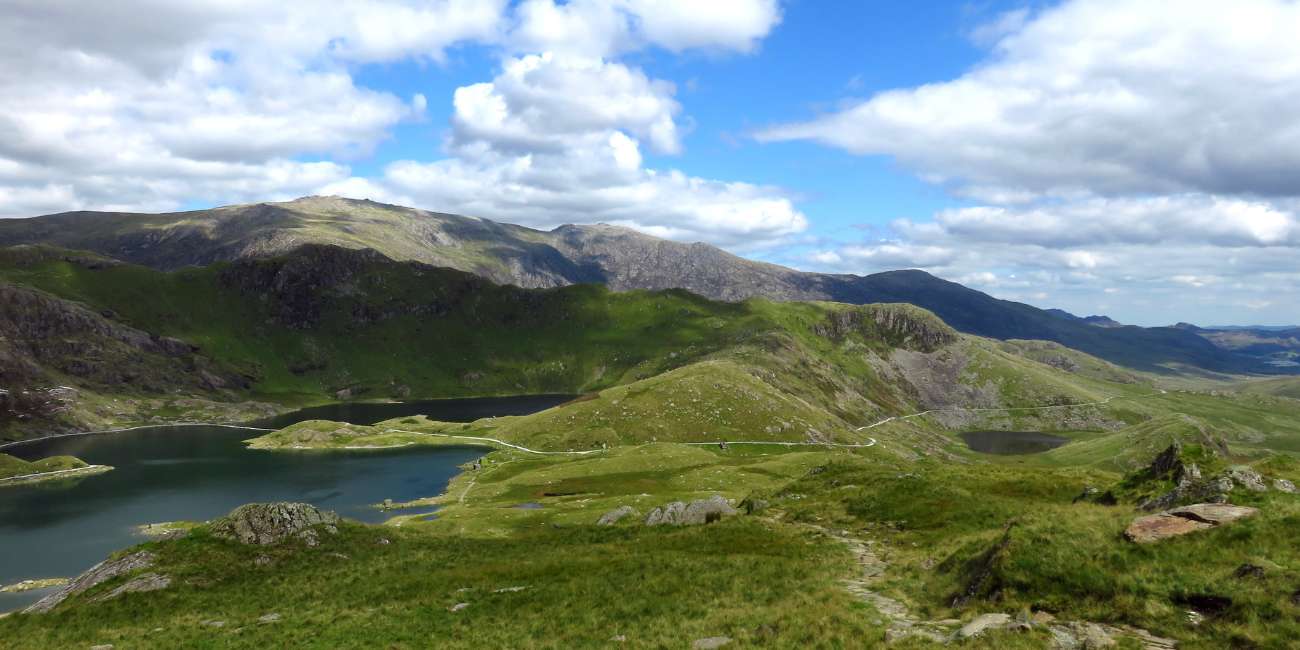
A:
[[95, 573, 171, 602], [596, 505, 636, 526], [1225, 466, 1267, 492], [956, 613, 1011, 639], [691, 637, 732, 649], [210, 502, 340, 546], [644, 496, 737, 526], [25, 551, 157, 614], [1137, 443, 1289, 511]]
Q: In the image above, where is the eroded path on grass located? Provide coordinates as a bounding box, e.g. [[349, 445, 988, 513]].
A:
[[795, 521, 955, 644], [794, 521, 1180, 649]]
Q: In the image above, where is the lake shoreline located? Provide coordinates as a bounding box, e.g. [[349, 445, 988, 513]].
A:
[[1, 393, 579, 455], [0, 464, 114, 487]]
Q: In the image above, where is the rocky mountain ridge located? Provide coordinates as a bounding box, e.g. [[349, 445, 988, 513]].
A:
[[0, 196, 1282, 374]]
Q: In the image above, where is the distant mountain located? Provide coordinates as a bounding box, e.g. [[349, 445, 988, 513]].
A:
[[0, 196, 1283, 374], [1187, 326, 1300, 369], [1046, 309, 1125, 329], [1204, 325, 1300, 332]]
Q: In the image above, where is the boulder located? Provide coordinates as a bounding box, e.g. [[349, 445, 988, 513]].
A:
[[1124, 514, 1213, 544], [1232, 563, 1266, 580], [682, 496, 738, 525], [1225, 466, 1268, 492], [1139, 476, 1232, 512], [692, 637, 732, 649], [1047, 622, 1116, 649], [1125, 503, 1257, 543], [956, 613, 1011, 639], [596, 506, 636, 526], [645, 496, 737, 526], [644, 501, 686, 526], [1147, 442, 1186, 478], [1167, 503, 1258, 525], [210, 502, 340, 546], [25, 551, 156, 614], [1274, 479, 1297, 493]]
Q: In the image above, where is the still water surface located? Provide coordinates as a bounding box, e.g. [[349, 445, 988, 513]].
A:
[[0, 395, 572, 611], [959, 430, 1070, 455]]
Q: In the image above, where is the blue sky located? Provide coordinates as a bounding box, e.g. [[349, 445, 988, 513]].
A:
[[350, 2, 1004, 250], [2, 0, 1298, 326]]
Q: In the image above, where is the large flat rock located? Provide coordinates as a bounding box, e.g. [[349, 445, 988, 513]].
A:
[[1125, 502, 1258, 543], [1168, 503, 1259, 525], [1125, 514, 1213, 543]]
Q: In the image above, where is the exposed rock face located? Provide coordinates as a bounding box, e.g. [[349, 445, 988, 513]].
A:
[[210, 502, 340, 546], [1225, 466, 1268, 492], [1147, 441, 1186, 478], [1132, 442, 1282, 512], [1167, 503, 1259, 525], [1139, 477, 1233, 512], [0, 279, 249, 437], [812, 304, 958, 352], [95, 572, 171, 602], [1124, 514, 1214, 543], [691, 637, 733, 649], [1138, 445, 1287, 511], [596, 506, 636, 526], [25, 551, 156, 614], [1125, 503, 1258, 543], [956, 613, 1011, 639], [0, 283, 242, 396], [0, 196, 1264, 374], [644, 496, 737, 526]]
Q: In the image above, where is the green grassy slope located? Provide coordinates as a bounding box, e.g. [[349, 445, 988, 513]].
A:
[[0, 453, 88, 479], [0, 244, 763, 402], [3, 244, 1179, 446], [1234, 376, 1300, 399], [1, 196, 1279, 376]]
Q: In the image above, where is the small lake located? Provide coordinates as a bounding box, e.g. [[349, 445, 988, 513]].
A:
[[0, 395, 573, 612], [959, 430, 1070, 455]]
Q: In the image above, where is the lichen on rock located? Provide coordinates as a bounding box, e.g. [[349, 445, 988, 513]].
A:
[[210, 502, 340, 546]]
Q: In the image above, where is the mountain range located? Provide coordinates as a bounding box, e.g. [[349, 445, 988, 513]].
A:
[[0, 195, 1283, 375]]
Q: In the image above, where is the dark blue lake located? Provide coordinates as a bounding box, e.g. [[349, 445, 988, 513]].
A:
[[0, 395, 572, 611]]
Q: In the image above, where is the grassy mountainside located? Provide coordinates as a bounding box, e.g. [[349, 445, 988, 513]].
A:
[[1231, 376, 1300, 399], [0, 453, 87, 480], [2, 243, 1178, 444], [8, 252, 1300, 646], [0, 196, 1278, 375], [11, 414, 1300, 647]]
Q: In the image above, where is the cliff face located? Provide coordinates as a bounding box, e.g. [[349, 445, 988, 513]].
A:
[[0, 283, 245, 410], [813, 304, 959, 353]]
